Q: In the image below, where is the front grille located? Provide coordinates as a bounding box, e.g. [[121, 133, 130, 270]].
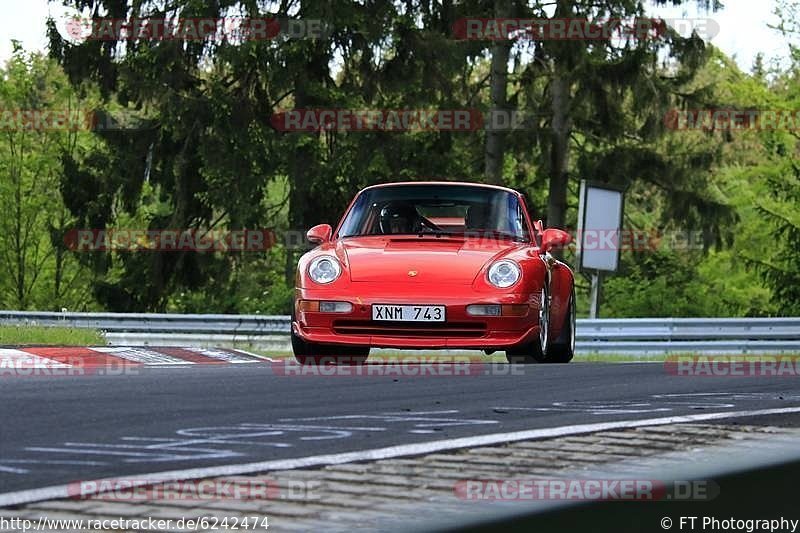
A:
[[332, 320, 487, 338]]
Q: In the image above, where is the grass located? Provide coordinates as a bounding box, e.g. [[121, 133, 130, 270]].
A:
[[0, 324, 106, 346]]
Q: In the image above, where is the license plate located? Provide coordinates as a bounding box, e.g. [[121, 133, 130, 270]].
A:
[[372, 304, 445, 322]]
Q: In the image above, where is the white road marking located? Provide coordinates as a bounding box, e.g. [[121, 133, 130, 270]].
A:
[[279, 413, 499, 429], [380, 410, 460, 415], [3, 405, 800, 507], [185, 348, 269, 363], [24, 445, 243, 462], [653, 392, 800, 401], [90, 347, 192, 365], [175, 424, 375, 443], [0, 466, 29, 474], [495, 399, 739, 415], [240, 423, 387, 432], [0, 349, 70, 368], [2, 459, 109, 466], [0, 347, 273, 371], [213, 348, 278, 362], [119, 436, 292, 449], [498, 404, 674, 415]]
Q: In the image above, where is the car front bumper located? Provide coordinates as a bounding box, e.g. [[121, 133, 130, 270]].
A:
[[293, 282, 541, 349]]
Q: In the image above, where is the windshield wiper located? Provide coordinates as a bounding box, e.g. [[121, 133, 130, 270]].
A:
[[416, 229, 460, 238], [465, 230, 525, 242]]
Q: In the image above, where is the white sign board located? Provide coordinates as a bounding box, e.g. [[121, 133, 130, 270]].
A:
[[576, 181, 623, 272]]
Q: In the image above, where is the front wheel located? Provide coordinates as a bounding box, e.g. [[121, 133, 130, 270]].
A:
[[506, 283, 575, 364], [505, 286, 549, 364], [545, 286, 576, 363], [291, 328, 369, 365]]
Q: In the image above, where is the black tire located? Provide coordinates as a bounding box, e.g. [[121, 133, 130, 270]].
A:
[[290, 326, 321, 365], [291, 324, 369, 365], [545, 285, 576, 363], [328, 345, 369, 365], [505, 284, 549, 364], [505, 343, 544, 364]]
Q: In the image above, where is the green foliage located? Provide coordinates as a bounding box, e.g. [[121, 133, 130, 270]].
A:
[[0, 324, 105, 345], [752, 162, 800, 315], [603, 250, 742, 317], [0, 0, 795, 317], [0, 49, 99, 310], [599, 39, 800, 318]]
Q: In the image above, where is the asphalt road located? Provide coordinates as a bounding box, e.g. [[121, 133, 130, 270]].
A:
[[2, 362, 800, 494]]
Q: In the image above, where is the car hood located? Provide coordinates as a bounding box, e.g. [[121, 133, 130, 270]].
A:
[[341, 236, 522, 284]]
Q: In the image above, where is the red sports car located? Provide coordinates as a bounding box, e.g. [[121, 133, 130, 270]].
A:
[[291, 181, 576, 364]]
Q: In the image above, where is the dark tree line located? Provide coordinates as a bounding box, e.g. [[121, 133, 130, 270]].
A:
[[40, 0, 744, 313]]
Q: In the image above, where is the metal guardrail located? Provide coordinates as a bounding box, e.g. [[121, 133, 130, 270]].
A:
[[0, 310, 290, 334], [576, 317, 800, 354], [1, 311, 799, 354]]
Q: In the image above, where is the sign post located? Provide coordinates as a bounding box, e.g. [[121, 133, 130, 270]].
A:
[[589, 271, 601, 319], [576, 181, 624, 318]]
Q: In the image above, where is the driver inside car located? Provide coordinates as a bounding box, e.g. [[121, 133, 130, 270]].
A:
[[464, 204, 491, 232], [379, 202, 422, 234]]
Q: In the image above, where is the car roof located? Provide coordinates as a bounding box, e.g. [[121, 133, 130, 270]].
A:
[[360, 181, 522, 196]]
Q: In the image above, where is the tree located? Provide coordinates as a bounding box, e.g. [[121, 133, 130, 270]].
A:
[[744, 0, 800, 314], [43, 0, 743, 315], [520, 1, 726, 229], [0, 49, 95, 309], [484, 0, 513, 184], [752, 163, 800, 314]]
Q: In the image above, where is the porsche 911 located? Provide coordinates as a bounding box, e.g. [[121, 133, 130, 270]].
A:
[[291, 181, 575, 364]]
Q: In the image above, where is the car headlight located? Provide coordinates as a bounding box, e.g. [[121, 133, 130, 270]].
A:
[[308, 255, 342, 284], [487, 260, 521, 288]]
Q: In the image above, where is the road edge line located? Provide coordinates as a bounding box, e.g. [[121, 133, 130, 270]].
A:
[[3, 405, 800, 507]]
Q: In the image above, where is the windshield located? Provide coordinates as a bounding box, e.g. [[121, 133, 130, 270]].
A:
[[337, 184, 530, 241]]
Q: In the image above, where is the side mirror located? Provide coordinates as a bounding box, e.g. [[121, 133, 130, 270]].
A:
[[306, 224, 332, 244], [540, 228, 571, 252]]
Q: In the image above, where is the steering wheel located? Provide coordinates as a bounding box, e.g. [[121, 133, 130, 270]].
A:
[[418, 215, 442, 233]]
